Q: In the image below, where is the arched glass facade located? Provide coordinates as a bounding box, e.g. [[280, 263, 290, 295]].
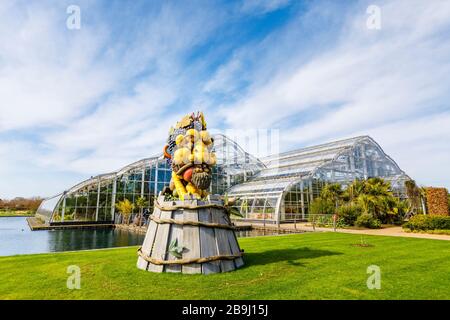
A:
[[227, 136, 410, 224], [36, 135, 410, 226], [36, 134, 264, 224]]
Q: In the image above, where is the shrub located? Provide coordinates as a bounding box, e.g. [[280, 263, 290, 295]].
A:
[[337, 204, 362, 226], [309, 198, 335, 216], [308, 214, 332, 227], [355, 213, 381, 229], [403, 214, 450, 231], [115, 199, 135, 224], [63, 213, 75, 221], [405, 229, 450, 235], [307, 215, 348, 228]]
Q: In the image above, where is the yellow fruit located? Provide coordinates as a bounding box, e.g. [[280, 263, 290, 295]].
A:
[[200, 130, 212, 145], [186, 128, 200, 141], [193, 143, 210, 164], [171, 171, 187, 200], [186, 182, 201, 199], [208, 152, 217, 166], [173, 147, 190, 165], [175, 134, 184, 145]]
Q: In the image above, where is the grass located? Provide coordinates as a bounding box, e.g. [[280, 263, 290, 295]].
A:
[[0, 232, 449, 300], [0, 210, 34, 217]]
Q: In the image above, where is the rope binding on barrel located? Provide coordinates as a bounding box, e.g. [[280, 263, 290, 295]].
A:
[[154, 200, 226, 211], [137, 247, 242, 265], [149, 215, 236, 230]]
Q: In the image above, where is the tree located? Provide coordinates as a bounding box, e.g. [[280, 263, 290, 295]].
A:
[[135, 196, 147, 226], [316, 178, 408, 226], [365, 177, 392, 197], [320, 183, 343, 208], [310, 198, 335, 216], [404, 179, 426, 215], [357, 194, 377, 216], [388, 197, 409, 224], [115, 199, 134, 225], [0, 197, 42, 212], [342, 179, 383, 219], [341, 178, 406, 225], [342, 179, 365, 202]]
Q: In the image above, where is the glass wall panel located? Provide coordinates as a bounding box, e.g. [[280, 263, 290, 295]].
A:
[[45, 135, 409, 225], [35, 194, 62, 223]]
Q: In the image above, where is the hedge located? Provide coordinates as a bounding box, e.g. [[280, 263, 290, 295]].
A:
[[425, 187, 449, 215], [403, 214, 450, 231]]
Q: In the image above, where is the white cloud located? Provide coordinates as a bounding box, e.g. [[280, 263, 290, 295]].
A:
[[203, 58, 243, 94], [217, 0, 450, 188], [225, 0, 450, 128], [240, 0, 291, 15], [0, 2, 118, 131], [39, 83, 178, 174], [1, 0, 449, 198], [0, 1, 227, 198], [355, 112, 450, 188]]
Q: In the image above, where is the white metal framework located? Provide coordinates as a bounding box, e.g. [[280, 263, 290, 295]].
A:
[[227, 136, 410, 225], [36, 135, 410, 225], [35, 134, 264, 224]]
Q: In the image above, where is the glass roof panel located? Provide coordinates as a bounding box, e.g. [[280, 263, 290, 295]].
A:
[[261, 136, 364, 165]]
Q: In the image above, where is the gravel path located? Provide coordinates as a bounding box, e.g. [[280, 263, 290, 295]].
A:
[[234, 221, 450, 241]]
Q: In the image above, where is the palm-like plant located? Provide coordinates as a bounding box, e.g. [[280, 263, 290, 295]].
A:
[[357, 194, 377, 215], [319, 178, 407, 225], [365, 177, 392, 196], [115, 199, 134, 225], [343, 179, 365, 202], [135, 196, 147, 226], [320, 183, 343, 209], [360, 178, 395, 220], [404, 179, 424, 215], [389, 197, 409, 222]]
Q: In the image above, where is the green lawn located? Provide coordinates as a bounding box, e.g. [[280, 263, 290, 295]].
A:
[[0, 210, 34, 217], [0, 232, 449, 300]]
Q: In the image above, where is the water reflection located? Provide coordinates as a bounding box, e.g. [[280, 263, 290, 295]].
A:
[[47, 228, 144, 252], [0, 217, 305, 257], [0, 217, 145, 256]]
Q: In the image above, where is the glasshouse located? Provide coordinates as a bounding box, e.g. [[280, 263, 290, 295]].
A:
[[36, 135, 410, 225]]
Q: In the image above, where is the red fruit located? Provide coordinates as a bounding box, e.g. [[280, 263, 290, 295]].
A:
[[183, 167, 193, 182]]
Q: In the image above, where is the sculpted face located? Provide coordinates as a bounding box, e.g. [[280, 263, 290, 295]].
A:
[[164, 112, 216, 200]]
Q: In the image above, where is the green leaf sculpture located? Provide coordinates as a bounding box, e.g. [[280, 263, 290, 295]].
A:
[[168, 238, 184, 259]]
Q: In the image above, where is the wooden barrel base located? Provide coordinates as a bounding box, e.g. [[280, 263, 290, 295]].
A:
[[137, 195, 244, 274]]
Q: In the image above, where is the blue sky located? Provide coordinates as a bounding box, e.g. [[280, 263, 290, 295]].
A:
[[0, 0, 449, 198]]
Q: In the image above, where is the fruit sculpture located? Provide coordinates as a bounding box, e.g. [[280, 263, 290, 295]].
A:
[[163, 112, 217, 200]]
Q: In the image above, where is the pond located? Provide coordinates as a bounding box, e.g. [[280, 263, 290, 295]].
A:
[[0, 217, 145, 257], [0, 217, 304, 257]]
